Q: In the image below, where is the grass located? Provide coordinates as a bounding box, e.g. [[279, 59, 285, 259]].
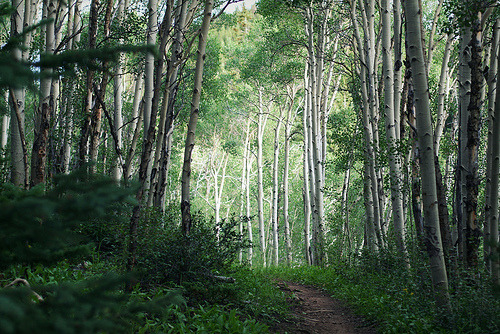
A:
[[263, 255, 500, 334]]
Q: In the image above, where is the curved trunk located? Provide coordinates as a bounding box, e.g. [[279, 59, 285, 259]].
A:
[[180, 0, 214, 235]]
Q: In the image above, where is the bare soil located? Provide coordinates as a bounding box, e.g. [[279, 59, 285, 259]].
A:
[[271, 281, 378, 334]]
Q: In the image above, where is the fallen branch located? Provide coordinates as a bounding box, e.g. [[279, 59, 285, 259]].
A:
[[5, 278, 44, 302]]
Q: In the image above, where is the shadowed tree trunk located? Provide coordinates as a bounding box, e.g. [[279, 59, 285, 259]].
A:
[[181, 0, 214, 235]]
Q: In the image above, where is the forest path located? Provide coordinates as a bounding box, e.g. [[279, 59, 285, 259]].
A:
[[271, 281, 378, 334]]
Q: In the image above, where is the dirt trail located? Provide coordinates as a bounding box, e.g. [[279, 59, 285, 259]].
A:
[[271, 282, 377, 334]]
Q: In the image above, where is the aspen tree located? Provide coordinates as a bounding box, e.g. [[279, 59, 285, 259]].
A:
[[489, 47, 500, 284], [485, 18, 499, 271], [381, 0, 407, 263], [256, 87, 268, 266], [30, 0, 56, 186], [10, 0, 26, 187], [271, 109, 283, 265], [112, 0, 126, 181], [403, 0, 451, 311], [180, 0, 214, 235], [61, 0, 82, 174]]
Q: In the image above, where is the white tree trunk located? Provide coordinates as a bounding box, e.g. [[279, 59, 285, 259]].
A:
[[112, 0, 126, 181], [257, 88, 268, 266], [271, 111, 283, 266], [403, 0, 450, 311], [10, 0, 26, 187], [180, 0, 214, 234], [382, 0, 407, 263]]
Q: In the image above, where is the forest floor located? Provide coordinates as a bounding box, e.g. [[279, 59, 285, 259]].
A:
[[270, 281, 378, 334]]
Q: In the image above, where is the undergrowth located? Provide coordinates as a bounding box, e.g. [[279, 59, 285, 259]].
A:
[[264, 253, 500, 334]]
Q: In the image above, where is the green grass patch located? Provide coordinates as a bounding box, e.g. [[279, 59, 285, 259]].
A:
[[263, 261, 500, 334]]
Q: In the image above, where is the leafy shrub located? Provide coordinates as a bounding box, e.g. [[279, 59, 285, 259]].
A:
[[136, 210, 248, 287], [140, 304, 269, 333], [0, 171, 183, 333]]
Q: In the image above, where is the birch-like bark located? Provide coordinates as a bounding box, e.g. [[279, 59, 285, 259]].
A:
[[403, 0, 450, 311], [382, 0, 407, 263], [61, 0, 81, 174], [78, 0, 98, 167], [244, 120, 254, 265], [256, 88, 268, 266], [10, 0, 26, 187], [434, 34, 454, 152], [30, 0, 56, 186], [456, 27, 472, 262], [239, 119, 251, 264], [303, 71, 312, 264], [151, 0, 190, 208], [1, 113, 8, 152], [393, 0, 403, 142], [350, 0, 384, 249], [465, 15, 483, 269], [484, 18, 499, 271], [88, 0, 114, 172], [283, 90, 298, 266], [180, 0, 214, 235], [271, 109, 283, 265], [112, 0, 126, 181], [489, 40, 500, 284]]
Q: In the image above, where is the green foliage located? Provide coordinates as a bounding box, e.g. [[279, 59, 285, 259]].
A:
[[140, 304, 269, 333], [135, 210, 248, 286], [0, 273, 184, 334], [0, 170, 135, 270], [443, 0, 496, 31], [0, 170, 187, 333], [264, 250, 500, 334]]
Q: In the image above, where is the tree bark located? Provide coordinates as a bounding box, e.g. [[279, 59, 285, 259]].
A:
[[10, 0, 26, 187], [30, 0, 56, 187], [180, 0, 214, 236], [403, 0, 451, 311], [489, 37, 500, 285], [256, 88, 268, 266], [485, 18, 500, 272], [465, 15, 483, 269], [382, 0, 407, 264], [271, 110, 283, 265]]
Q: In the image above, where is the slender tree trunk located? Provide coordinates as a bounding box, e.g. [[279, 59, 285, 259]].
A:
[[403, 0, 451, 311], [283, 91, 297, 266], [457, 27, 472, 263], [245, 121, 254, 265], [271, 111, 283, 265], [256, 88, 268, 266], [112, 0, 125, 181], [30, 0, 56, 187], [303, 72, 312, 264], [78, 0, 98, 167], [489, 40, 500, 284], [61, 0, 81, 174], [10, 0, 26, 187], [382, 0, 407, 264], [180, 0, 214, 235], [394, 0, 403, 142], [485, 18, 500, 272], [434, 34, 454, 152], [141, 0, 159, 196], [464, 15, 483, 269], [152, 0, 189, 208]]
